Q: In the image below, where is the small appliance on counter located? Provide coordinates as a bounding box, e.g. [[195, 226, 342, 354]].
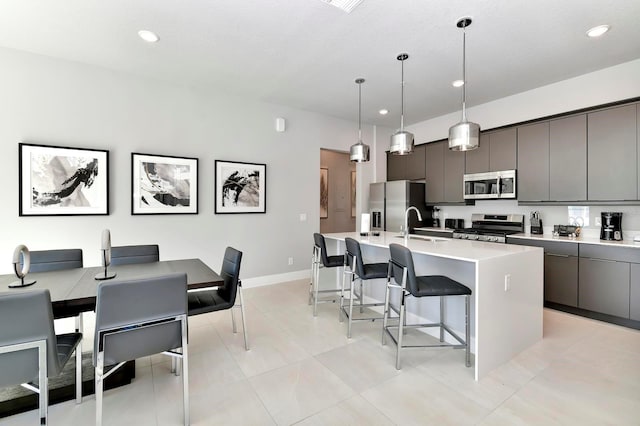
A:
[[431, 207, 441, 228], [553, 225, 581, 237], [600, 212, 623, 241], [444, 218, 465, 229], [530, 211, 543, 234]]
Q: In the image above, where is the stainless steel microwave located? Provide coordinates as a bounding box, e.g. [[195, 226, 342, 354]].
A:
[[463, 170, 517, 200]]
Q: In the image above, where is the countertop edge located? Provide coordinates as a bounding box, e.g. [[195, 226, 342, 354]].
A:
[[508, 233, 640, 249]]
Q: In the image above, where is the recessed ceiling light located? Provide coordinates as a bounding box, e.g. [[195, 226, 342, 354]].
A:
[[586, 25, 610, 38], [452, 80, 464, 87], [379, 109, 388, 115], [138, 30, 160, 43], [319, 0, 364, 13]]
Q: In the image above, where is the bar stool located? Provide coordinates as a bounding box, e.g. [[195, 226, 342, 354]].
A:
[[340, 237, 388, 338], [383, 243, 472, 370], [310, 233, 345, 316]]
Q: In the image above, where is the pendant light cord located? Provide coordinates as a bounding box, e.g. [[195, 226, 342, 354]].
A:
[[358, 81, 362, 142], [400, 58, 405, 130], [461, 23, 467, 122]]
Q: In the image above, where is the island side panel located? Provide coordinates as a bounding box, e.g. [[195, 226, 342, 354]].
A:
[[475, 248, 544, 380]]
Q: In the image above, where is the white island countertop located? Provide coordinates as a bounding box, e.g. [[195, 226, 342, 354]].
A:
[[509, 232, 640, 249], [325, 231, 541, 263]]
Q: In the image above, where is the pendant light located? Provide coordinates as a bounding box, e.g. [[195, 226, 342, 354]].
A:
[[389, 53, 414, 155], [448, 17, 480, 151], [350, 78, 370, 162]]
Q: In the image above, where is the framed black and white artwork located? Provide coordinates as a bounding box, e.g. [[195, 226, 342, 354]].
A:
[[320, 168, 328, 219], [215, 160, 266, 214], [131, 153, 198, 215], [19, 143, 109, 216]]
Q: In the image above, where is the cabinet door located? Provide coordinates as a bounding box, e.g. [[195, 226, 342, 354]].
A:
[[489, 128, 517, 171], [637, 104, 640, 199], [404, 144, 426, 180], [443, 146, 465, 202], [425, 141, 445, 203], [550, 115, 587, 201], [544, 254, 578, 306], [579, 257, 630, 318], [631, 263, 640, 321], [517, 122, 550, 201], [386, 152, 405, 181], [587, 104, 637, 201], [465, 133, 489, 173]]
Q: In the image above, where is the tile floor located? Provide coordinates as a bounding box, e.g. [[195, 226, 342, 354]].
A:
[[2, 279, 640, 425]]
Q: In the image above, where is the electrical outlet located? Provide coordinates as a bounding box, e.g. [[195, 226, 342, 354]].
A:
[[504, 274, 511, 292], [299, 213, 307, 222], [595, 216, 601, 227], [288, 257, 294, 266]]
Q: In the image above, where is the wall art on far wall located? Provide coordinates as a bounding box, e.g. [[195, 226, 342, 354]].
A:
[[320, 168, 328, 219], [132, 153, 198, 215], [19, 142, 109, 216], [215, 160, 266, 214]]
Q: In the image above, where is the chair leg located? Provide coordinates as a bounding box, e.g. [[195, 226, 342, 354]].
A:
[[359, 279, 364, 314], [347, 277, 356, 338], [465, 295, 471, 368], [175, 348, 182, 376], [308, 256, 314, 306], [439, 296, 445, 342], [75, 313, 83, 404], [382, 280, 391, 345], [171, 357, 176, 373], [238, 286, 249, 350], [339, 269, 348, 322], [231, 304, 237, 333], [396, 291, 406, 370], [38, 341, 48, 426], [180, 318, 190, 426], [95, 354, 104, 426], [313, 260, 321, 317]]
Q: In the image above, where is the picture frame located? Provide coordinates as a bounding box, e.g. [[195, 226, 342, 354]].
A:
[[351, 170, 356, 218], [131, 153, 198, 215], [19, 142, 109, 216], [320, 168, 328, 219], [215, 160, 266, 214]]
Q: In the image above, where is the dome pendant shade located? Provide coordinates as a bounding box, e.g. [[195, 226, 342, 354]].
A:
[[390, 53, 414, 155], [448, 17, 480, 151], [350, 78, 370, 162], [390, 130, 415, 155], [449, 121, 480, 151]]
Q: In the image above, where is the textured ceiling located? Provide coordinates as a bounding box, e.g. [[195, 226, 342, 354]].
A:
[[0, 0, 639, 128]]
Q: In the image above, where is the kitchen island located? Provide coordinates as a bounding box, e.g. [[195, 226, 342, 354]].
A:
[[323, 232, 544, 380]]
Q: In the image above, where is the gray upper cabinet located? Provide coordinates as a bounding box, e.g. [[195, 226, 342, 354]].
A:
[[489, 128, 517, 171], [465, 133, 489, 173], [587, 104, 637, 201], [405, 144, 426, 181], [637, 104, 640, 199], [425, 141, 445, 203], [443, 145, 465, 202], [386, 152, 405, 181], [517, 122, 550, 202], [550, 115, 587, 201]]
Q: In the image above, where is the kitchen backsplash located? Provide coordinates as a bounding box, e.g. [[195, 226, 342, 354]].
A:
[[436, 200, 640, 240]]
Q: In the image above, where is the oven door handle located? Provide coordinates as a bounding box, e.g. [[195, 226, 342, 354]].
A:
[[496, 176, 501, 197]]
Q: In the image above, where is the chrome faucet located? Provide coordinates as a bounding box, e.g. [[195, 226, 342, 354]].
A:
[[403, 206, 423, 238]]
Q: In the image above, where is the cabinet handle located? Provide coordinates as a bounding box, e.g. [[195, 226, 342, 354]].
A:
[[546, 253, 569, 258], [585, 257, 617, 263]]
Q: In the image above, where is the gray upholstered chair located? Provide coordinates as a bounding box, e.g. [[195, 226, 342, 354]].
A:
[[188, 247, 248, 350], [109, 244, 159, 266], [340, 237, 388, 338], [27, 249, 83, 273], [94, 273, 189, 426], [0, 290, 82, 425], [309, 233, 345, 316], [383, 243, 472, 370]]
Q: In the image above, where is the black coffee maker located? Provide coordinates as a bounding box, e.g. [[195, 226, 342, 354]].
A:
[[600, 212, 623, 241]]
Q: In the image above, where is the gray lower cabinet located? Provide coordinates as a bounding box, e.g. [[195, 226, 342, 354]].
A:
[[579, 257, 630, 318], [587, 104, 637, 201], [545, 253, 578, 307], [631, 263, 640, 321]]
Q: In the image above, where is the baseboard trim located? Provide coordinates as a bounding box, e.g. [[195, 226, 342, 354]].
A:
[[242, 270, 310, 288]]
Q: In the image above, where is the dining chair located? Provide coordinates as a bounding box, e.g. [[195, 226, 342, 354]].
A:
[[109, 244, 159, 266], [309, 233, 345, 316], [383, 243, 472, 369], [0, 290, 82, 425], [188, 247, 248, 350], [94, 273, 189, 426]]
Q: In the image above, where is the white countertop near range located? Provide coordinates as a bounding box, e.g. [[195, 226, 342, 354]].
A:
[[325, 231, 541, 263], [509, 233, 640, 249]]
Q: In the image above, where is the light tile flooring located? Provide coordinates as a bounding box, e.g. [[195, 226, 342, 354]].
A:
[[2, 279, 640, 425]]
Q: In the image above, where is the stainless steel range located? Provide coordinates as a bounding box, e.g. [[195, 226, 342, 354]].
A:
[[452, 213, 524, 243]]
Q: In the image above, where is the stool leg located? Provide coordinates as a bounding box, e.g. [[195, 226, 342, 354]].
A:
[[348, 277, 356, 338], [313, 260, 321, 317], [465, 294, 471, 368], [439, 296, 445, 342], [339, 268, 347, 322], [382, 279, 391, 345], [359, 279, 364, 314], [396, 291, 406, 370], [309, 255, 314, 306], [75, 313, 83, 404]]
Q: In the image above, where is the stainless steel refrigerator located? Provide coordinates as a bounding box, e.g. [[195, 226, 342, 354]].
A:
[[369, 181, 429, 232]]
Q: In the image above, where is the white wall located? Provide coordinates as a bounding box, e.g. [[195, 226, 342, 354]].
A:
[[406, 59, 640, 236], [0, 46, 382, 283]]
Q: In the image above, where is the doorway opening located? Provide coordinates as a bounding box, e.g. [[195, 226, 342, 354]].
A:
[[320, 149, 356, 233]]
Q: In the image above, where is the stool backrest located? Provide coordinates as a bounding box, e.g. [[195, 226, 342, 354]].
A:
[[94, 273, 187, 366], [344, 237, 365, 277], [313, 233, 332, 267], [110, 245, 159, 266], [26, 249, 83, 272], [0, 290, 60, 387], [389, 243, 418, 295], [217, 247, 243, 304]]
